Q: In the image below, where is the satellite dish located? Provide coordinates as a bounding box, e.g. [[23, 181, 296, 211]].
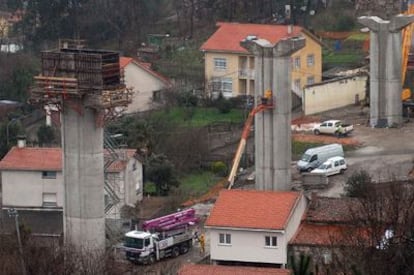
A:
[[309, 10, 315, 15]]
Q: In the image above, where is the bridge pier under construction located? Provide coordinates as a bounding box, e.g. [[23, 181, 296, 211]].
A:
[[242, 36, 305, 191]]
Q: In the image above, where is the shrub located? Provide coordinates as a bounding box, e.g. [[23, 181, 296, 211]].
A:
[[144, 182, 157, 196], [211, 161, 227, 176], [215, 96, 232, 114], [344, 170, 372, 197]]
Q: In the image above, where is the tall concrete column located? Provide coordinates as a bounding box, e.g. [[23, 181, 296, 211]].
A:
[[61, 99, 105, 250], [272, 38, 304, 190], [359, 15, 414, 127], [242, 37, 305, 191]]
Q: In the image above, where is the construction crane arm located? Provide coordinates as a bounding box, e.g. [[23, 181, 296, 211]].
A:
[[227, 101, 273, 189], [402, 3, 414, 101]]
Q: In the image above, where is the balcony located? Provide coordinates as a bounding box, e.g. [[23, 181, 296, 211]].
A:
[[238, 69, 255, 79]]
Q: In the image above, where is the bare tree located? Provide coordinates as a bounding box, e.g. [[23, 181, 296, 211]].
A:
[[339, 180, 414, 274]]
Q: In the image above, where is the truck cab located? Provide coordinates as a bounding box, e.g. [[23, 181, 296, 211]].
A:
[[124, 231, 158, 264]]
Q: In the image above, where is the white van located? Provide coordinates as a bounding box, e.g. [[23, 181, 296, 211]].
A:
[[311, 156, 347, 176], [297, 143, 344, 172]]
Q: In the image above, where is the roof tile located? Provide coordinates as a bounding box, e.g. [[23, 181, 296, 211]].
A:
[[179, 264, 292, 275], [200, 22, 302, 53], [205, 189, 300, 230], [0, 147, 136, 172]]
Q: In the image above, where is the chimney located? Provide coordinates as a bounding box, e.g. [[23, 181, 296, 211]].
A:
[[287, 24, 293, 34], [17, 135, 26, 148]]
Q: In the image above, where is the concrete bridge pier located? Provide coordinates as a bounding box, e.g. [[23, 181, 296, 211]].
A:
[[242, 36, 305, 191], [359, 15, 414, 127]]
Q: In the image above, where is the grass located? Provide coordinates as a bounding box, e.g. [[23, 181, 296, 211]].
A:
[[155, 107, 245, 127], [178, 171, 222, 199], [323, 52, 364, 65]]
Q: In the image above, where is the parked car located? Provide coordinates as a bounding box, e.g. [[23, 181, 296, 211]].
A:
[[313, 120, 353, 137], [311, 156, 347, 176], [297, 143, 344, 172]]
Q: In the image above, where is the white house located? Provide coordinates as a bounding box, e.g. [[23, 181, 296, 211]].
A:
[[0, 145, 143, 220], [205, 189, 306, 267], [120, 57, 172, 113]]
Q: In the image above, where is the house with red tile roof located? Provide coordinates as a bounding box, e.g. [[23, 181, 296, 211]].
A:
[[0, 145, 143, 221], [289, 195, 362, 273], [200, 22, 322, 99], [205, 189, 306, 267], [179, 263, 292, 275], [120, 56, 172, 113]]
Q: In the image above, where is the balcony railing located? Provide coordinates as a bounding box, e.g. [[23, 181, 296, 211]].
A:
[[238, 69, 255, 79]]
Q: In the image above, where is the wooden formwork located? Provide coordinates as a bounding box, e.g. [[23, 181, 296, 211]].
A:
[[30, 47, 131, 111], [40, 48, 121, 90]]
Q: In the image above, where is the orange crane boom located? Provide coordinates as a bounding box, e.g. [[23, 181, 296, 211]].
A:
[[402, 2, 414, 101], [227, 99, 273, 189]]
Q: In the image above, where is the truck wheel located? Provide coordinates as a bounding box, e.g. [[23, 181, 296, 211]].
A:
[[314, 129, 320, 135], [307, 167, 312, 172], [148, 254, 155, 265], [172, 246, 180, 258], [180, 242, 189, 254], [340, 169, 345, 174]]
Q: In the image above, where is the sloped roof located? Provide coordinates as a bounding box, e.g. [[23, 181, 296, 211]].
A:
[[200, 22, 302, 54], [289, 223, 347, 246], [306, 196, 357, 224], [179, 264, 292, 275], [205, 189, 301, 230], [119, 56, 171, 87], [0, 147, 137, 173]]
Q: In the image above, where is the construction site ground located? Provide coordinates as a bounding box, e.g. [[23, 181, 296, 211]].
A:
[[128, 104, 414, 273], [136, 102, 414, 218]]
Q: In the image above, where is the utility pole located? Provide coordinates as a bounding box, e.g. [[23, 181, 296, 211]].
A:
[[7, 208, 26, 275]]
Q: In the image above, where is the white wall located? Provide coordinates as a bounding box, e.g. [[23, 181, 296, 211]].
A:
[[303, 75, 367, 115], [285, 194, 307, 242], [208, 194, 306, 265], [124, 63, 168, 113], [105, 157, 143, 219], [208, 228, 287, 265], [125, 158, 143, 204], [2, 170, 63, 207]]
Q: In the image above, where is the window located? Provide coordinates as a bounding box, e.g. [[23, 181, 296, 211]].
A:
[[214, 58, 227, 70], [307, 76, 315, 85], [265, 236, 277, 247], [42, 192, 57, 207], [293, 57, 300, 70], [153, 90, 162, 102], [212, 77, 233, 98], [294, 79, 301, 91], [42, 171, 57, 179], [219, 233, 231, 245], [307, 54, 315, 67], [222, 78, 232, 94]]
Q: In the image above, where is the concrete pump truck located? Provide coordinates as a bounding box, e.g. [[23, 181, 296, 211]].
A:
[[121, 208, 199, 264]]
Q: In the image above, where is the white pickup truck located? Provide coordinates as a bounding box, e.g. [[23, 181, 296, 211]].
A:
[[313, 120, 353, 137]]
